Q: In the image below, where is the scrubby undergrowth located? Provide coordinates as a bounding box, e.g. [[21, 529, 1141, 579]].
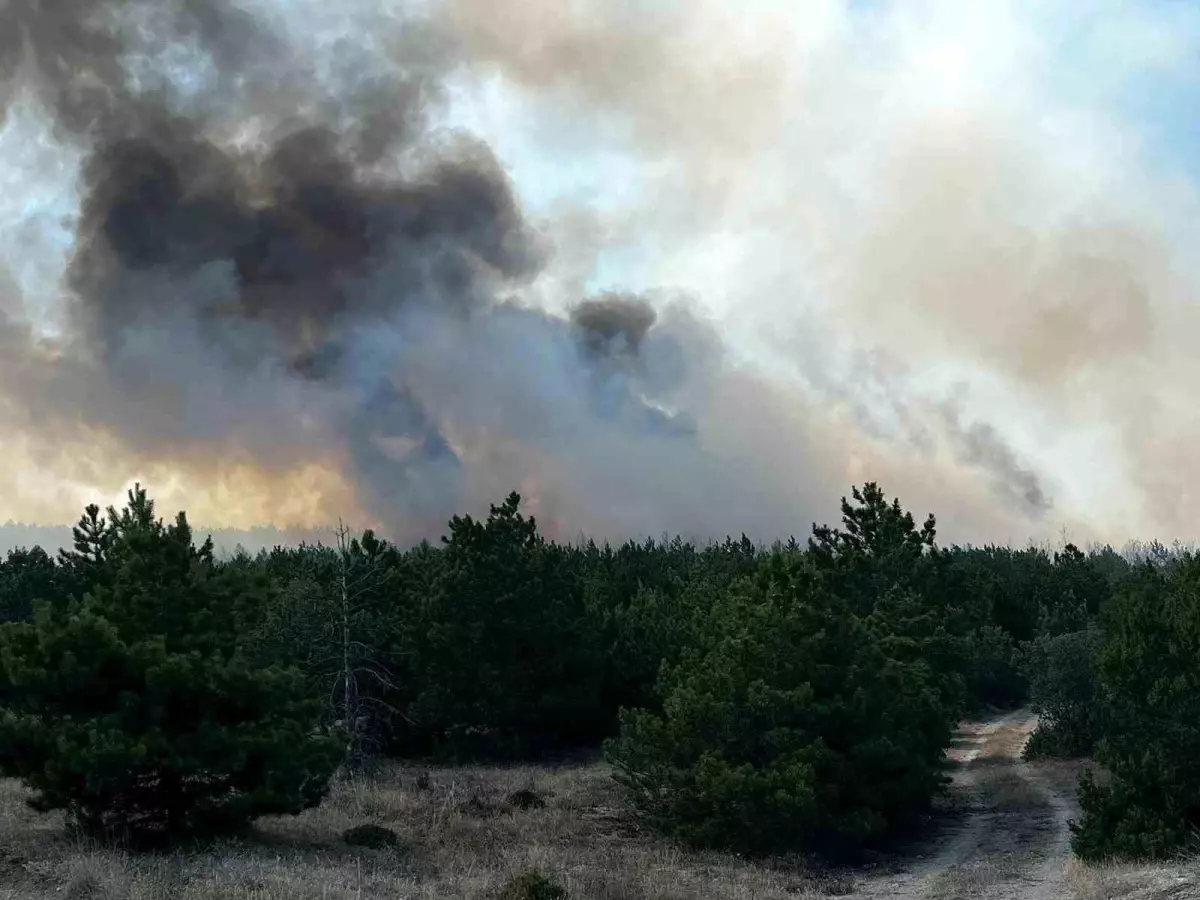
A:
[[0, 762, 854, 900]]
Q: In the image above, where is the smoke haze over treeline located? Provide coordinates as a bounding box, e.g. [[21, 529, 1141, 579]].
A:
[[0, 0, 1198, 546], [0, 520, 332, 558]]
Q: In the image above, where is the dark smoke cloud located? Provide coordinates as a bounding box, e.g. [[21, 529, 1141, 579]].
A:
[[937, 403, 1051, 517], [0, 0, 765, 539], [0, 0, 1078, 545], [571, 293, 657, 358]]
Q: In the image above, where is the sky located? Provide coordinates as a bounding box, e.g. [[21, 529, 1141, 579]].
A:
[[1, 0, 1199, 547]]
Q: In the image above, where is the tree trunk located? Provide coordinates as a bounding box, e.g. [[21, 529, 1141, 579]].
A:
[[338, 521, 355, 766]]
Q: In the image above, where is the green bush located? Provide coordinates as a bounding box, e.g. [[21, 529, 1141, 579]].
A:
[[1072, 558, 1200, 860], [1073, 771, 1200, 861], [965, 625, 1026, 710], [810, 484, 968, 718], [0, 547, 63, 624], [0, 488, 343, 843], [1021, 626, 1103, 759], [400, 494, 607, 759], [605, 554, 952, 855]]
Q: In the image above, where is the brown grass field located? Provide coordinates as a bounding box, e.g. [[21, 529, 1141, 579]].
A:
[[0, 747, 1195, 899], [0, 760, 856, 900]]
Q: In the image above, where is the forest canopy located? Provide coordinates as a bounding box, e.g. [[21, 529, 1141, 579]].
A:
[[0, 482, 1186, 859]]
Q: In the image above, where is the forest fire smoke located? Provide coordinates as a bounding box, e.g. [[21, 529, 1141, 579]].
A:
[[0, 0, 1188, 545], [0, 0, 815, 541]]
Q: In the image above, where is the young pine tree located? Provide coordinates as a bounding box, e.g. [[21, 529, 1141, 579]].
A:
[[1072, 556, 1200, 860], [406, 493, 604, 758], [0, 486, 343, 842], [606, 552, 950, 856], [809, 483, 968, 717]]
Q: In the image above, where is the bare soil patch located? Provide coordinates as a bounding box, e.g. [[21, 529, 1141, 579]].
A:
[[846, 709, 1074, 899]]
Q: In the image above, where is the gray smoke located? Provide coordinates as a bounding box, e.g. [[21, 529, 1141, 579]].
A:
[[780, 321, 1052, 519], [938, 404, 1051, 517], [0, 0, 830, 541], [0, 0, 1082, 546], [571, 293, 658, 358]]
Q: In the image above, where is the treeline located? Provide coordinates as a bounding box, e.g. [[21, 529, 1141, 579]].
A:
[[0, 483, 1192, 861]]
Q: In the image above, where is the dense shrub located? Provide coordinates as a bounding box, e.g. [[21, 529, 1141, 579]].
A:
[[0, 488, 343, 842], [605, 553, 953, 855], [398, 494, 607, 759], [1021, 626, 1103, 759], [1072, 558, 1200, 860], [810, 484, 970, 717], [964, 625, 1026, 710], [0, 547, 62, 623]]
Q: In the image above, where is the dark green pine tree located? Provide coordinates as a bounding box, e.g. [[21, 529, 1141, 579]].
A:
[[0, 546, 62, 624], [809, 483, 967, 716], [605, 551, 950, 855], [57, 503, 114, 599], [408, 493, 604, 758], [1072, 556, 1200, 860], [808, 482, 937, 615], [0, 486, 343, 842]]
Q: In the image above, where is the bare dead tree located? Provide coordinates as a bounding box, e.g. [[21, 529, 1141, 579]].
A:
[[329, 520, 403, 772]]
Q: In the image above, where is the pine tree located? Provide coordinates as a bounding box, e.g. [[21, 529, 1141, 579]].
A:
[[605, 551, 949, 855], [0, 547, 62, 623], [809, 483, 967, 715], [1072, 556, 1200, 859], [406, 493, 604, 757], [0, 486, 343, 842], [808, 483, 937, 615], [57, 503, 113, 598]]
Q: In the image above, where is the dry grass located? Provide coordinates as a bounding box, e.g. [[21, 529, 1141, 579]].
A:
[[920, 857, 1024, 900], [1040, 760, 1198, 900], [1064, 857, 1200, 900], [978, 769, 1045, 811], [0, 763, 850, 900]]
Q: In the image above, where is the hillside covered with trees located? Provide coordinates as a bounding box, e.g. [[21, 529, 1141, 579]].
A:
[[0, 483, 1191, 864]]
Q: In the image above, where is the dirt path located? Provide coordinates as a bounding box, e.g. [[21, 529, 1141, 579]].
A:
[[850, 709, 1076, 900]]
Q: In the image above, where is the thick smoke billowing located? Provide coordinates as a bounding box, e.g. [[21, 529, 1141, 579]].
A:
[[421, 0, 1200, 545], [0, 0, 574, 534], [571, 294, 657, 358], [0, 0, 843, 541], [3, 2, 491, 533], [2, 0, 1124, 545]]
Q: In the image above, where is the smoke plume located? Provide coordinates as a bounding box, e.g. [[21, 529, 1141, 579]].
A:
[[0, 0, 846, 542], [5, 0, 1187, 546], [422, 0, 1200, 544], [0, 0, 536, 536]]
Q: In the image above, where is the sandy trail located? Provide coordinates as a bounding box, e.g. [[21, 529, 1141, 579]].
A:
[[849, 708, 1075, 900]]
